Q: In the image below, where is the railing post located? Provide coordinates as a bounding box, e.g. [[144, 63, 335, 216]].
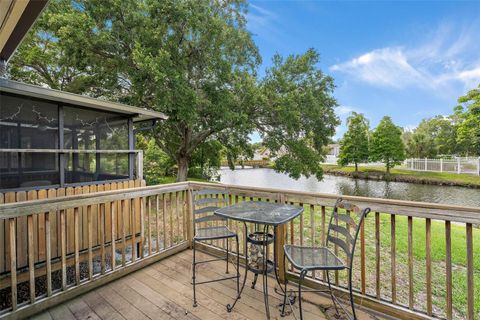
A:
[[276, 193, 286, 282], [440, 158, 443, 172], [477, 157, 480, 176], [457, 157, 461, 174], [186, 186, 194, 248], [136, 151, 144, 180], [424, 158, 428, 171]]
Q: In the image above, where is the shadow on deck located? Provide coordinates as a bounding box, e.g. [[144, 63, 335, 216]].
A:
[[33, 250, 387, 320]]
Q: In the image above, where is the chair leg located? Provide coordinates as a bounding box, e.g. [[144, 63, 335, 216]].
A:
[[326, 270, 340, 315], [298, 270, 307, 320], [348, 268, 357, 320], [281, 253, 288, 317], [235, 235, 240, 297], [226, 238, 229, 274], [192, 239, 197, 307]]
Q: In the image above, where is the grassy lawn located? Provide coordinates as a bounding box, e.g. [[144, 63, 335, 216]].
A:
[[321, 164, 480, 188], [150, 176, 210, 184]]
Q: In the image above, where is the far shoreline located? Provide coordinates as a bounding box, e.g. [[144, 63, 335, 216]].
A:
[[321, 165, 480, 189]]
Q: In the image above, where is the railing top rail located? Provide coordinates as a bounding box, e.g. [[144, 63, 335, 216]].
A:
[[190, 181, 480, 224], [1, 180, 479, 223], [0, 182, 189, 218]]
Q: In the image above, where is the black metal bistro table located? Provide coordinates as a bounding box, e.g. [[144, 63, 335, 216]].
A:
[[215, 201, 303, 319]]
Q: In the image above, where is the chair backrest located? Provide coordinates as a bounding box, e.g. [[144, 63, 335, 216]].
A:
[[192, 189, 229, 230], [326, 198, 370, 267]]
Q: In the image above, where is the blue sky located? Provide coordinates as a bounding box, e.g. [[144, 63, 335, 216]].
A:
[[246, 0, 480, 141]]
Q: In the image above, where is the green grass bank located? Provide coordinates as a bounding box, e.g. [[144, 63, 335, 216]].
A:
[[322, 164, 480, 189]]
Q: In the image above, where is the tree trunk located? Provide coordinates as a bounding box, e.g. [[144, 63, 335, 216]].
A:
[[355, 162, 358, 172], [177, 157, 189, 182], [386, 165, 390, 174]]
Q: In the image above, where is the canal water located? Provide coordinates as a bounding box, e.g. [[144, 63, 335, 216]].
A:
[[218, 168, 480, 207]]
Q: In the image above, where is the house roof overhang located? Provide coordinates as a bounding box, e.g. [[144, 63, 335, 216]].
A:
[[0, 0, 49, 62], [0, 78, 168, 122]]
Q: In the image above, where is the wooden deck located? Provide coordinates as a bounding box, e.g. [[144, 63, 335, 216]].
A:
[[31, 250, 385, 320]]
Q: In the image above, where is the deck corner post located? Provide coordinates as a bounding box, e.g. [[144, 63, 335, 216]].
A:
[[276, 193, 287, 282], [186, 187, 194, 248]]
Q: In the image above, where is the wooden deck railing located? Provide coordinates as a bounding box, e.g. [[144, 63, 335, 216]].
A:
[[0, 182, 190, 319], [0, 181, 477, 320], [189, 182, 479, 320]]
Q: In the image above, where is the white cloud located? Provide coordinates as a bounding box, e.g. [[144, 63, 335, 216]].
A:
[[330, 21, 480, 93], [336, 105, 361, 116], [331, 47, 428, 89], [247, 4, 280, 39]]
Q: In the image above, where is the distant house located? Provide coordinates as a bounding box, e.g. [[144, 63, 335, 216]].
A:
[[326, 143, 340, 157], [252, 146, 287, 160]]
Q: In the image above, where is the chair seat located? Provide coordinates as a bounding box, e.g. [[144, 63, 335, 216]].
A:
[[194, 226, 236, 240], [284, 245, 346, 271]]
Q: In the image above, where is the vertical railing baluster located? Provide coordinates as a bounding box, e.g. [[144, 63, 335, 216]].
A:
[[299, 203, 304, 246], [310, 204, 315, 279], [131, 199, 136, 263], [87, 205, 93, 280], [45, 212, 52, 297], [426, 218, 432, 316], [375, 211, 381, 299], [391, 214, 396, 304], [162, 195, 167, 249], [156, 195, 160, 252], [169, 194, 174, 247], [111, 203, 116, 271], [74, 207, 80, 285], [445, 220, 452, 320], [148, 197, 152, 256], [321, 205, 326, 281], [9, 218, 17, 311], [27, 214, 35, 303], [408, 216, 414, 310], [60, 210, 67, 290], [122, 200, 126, 266], [466, 223, 474, 320], [176, 191, 180, 245], [99, 203, 105, 275], [140, 197, 145, 259]]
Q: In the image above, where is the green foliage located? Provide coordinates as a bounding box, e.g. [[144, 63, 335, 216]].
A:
[[404, 116, 457, 158], [259, 49, 339, 180], [455, 84, 480, 155], [370, 116, 406, 172], [337, 112, 369, 171], [188, 140, 223, 180], [9, 0, 339, 182], [135, 136, 174, 185]]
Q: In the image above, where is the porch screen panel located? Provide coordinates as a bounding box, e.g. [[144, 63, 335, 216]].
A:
[[0, 93, 59, 189], [63, 106, 129, 183]]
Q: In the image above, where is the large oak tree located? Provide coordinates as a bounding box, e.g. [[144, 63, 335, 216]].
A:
[[8, 0, 339, 181]]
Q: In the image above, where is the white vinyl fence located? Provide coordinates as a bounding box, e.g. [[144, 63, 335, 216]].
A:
[[404, 157, 480, 175]]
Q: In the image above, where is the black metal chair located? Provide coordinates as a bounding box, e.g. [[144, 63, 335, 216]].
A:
[[191, 189, 240, 307], [281, 198, 370, 320]]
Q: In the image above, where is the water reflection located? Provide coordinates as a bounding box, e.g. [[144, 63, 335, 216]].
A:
[[219, 168, 480, 207]]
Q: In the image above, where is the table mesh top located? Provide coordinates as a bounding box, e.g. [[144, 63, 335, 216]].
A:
[[215, 201, 303, 225]]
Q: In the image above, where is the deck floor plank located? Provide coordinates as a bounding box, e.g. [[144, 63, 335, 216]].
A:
[[48, 304, 76, 320], [33, 249, 382, 320], [96, 285, 151, 320], [82, 290, 126, 320], [107, 277, 174, 320], [66, 297, 102, 320]]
